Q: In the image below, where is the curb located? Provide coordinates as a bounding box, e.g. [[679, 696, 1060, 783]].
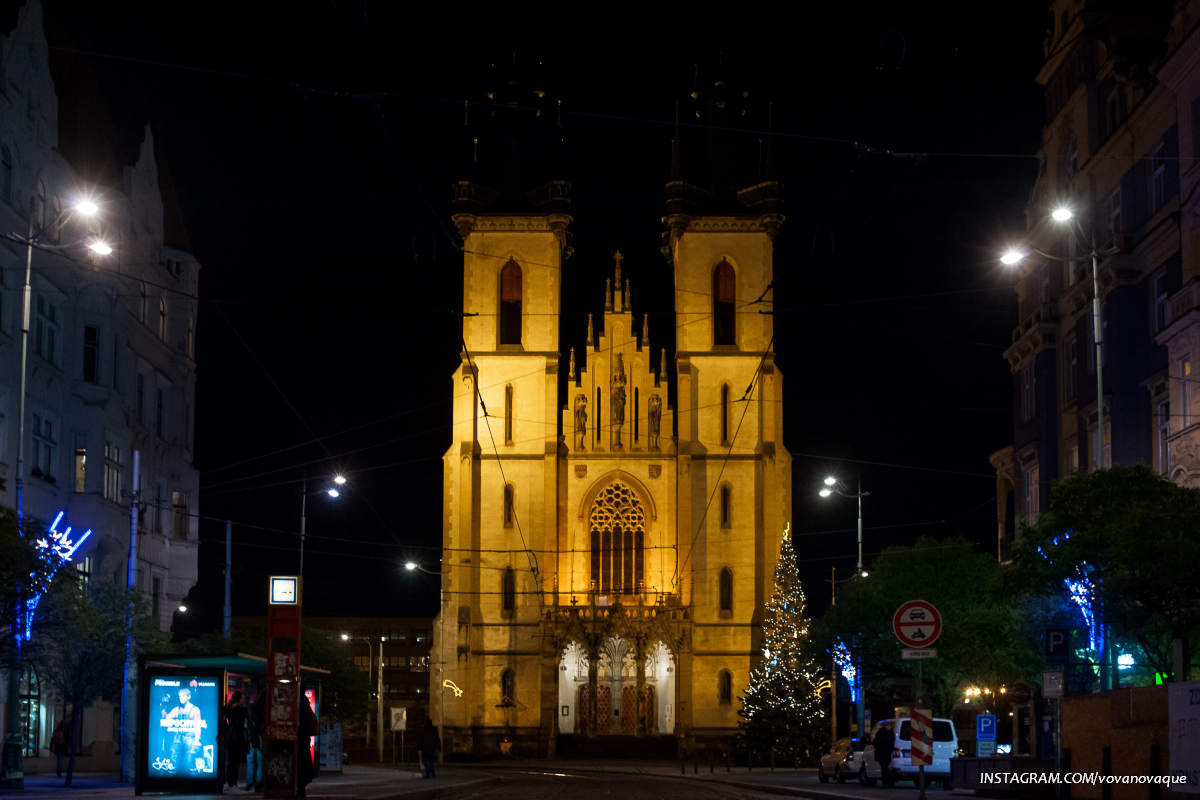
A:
[[364, 774, 502, 800]]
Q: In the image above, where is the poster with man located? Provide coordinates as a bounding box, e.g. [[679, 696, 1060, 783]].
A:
[[146, 675, 220, 779]]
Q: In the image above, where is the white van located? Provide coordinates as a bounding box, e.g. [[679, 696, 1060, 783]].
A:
[[860, 717, 958, 788]]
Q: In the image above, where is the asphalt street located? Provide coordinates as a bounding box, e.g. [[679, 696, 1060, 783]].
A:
[[447, 766, 956, 800]]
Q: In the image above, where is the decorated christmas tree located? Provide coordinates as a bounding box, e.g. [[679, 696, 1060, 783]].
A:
[[739, 523, 827, 763]]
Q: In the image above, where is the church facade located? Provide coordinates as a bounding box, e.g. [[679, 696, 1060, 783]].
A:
[[432, 75, 791, 756]]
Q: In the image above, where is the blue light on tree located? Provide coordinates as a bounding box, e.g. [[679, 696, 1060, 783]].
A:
[[22, 510, 93, 641], [1038, 529, 1102, 654], [831, 636, 860, 703]]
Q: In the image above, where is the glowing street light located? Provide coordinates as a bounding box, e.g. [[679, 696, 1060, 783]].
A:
[[333, 474, 347, 485], [404, 561, 418, 571], [1051, 206, 1074, 222], [1000, 249, 1025, 266], [326, 488, 340, 498], [88, 240, 113, 256], [177, 604, 188, 613], [74, 198, 99, 217]]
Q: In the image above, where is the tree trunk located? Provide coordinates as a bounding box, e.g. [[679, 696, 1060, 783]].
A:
[[65, 703, 82, 787]]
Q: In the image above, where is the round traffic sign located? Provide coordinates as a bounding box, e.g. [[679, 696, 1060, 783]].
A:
[[893, 600, 942, 648]]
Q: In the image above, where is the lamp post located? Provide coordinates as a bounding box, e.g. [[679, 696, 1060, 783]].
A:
[[819, 476, 870, 744], [1001, 206, 1120, 690], [819, 475, 870, 577], [298, 473, 346, 579], [340, 633, 384, 757], [1001, 205, 1118, 472], [2, 196, 109, 789], [404, 561, 444, 763]]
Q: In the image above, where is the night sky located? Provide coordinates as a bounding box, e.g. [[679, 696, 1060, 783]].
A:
[[33, 1, 1048, 628]]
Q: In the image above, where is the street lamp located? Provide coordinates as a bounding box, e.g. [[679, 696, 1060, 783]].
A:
[[2, 194, 110, 788], [402, 560, 445, 763], [298, 472, 346, 578], [818, 475, 870, 576], [340, 633, 384, 756], [999, 205, 1118, 471]]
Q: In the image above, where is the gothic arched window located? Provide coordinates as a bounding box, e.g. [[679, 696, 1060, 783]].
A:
[[720, 383, 731, 444], [499, 259, 522, 345], [502, 567, 516, 612], [589, 482, 646, 595], [501, 668, 516, 705], [719, 567, 733, 614], [713, 261, 735, 346], [718, 669, 732, 705], [503, 484, 515, 528], [504, 384, 514, 444]]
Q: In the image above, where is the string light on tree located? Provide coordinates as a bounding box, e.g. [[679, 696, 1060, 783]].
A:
[[739, 524, 826, 761]]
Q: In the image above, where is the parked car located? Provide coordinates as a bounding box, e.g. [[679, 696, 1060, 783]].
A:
[[818, 737, 865, 783], [861, 717, 958, 788]]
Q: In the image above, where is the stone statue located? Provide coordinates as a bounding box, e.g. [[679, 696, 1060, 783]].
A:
[[611, 354, 627, 449], [574, 393, 588, 450], [648, 393, 662, 450]]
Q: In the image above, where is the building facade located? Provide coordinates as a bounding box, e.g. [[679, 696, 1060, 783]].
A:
[[434, 71, 791, 756], [0, 0, 200, 763], [992, 0, 1200, 558]]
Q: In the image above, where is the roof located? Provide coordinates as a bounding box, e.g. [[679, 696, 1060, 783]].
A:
[[143, 652, 331, 677]]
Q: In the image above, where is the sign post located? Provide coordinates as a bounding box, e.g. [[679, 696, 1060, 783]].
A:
[[976, 714, 997, 757], [265, 576, 302, 798], [894, 602, 941, 800], [391, 707, 407, 767]]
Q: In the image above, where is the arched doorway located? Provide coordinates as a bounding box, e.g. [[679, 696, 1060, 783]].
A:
[[558, 638, 675, 736]]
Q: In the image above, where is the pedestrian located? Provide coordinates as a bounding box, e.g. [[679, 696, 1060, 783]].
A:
[[420, 719, 440, 779], [873, 721, 896, 788], [50, 716, 69, 777], [298, 696, 318, 797], [243, 692, 265, 792], [223, 691, 247, 789]]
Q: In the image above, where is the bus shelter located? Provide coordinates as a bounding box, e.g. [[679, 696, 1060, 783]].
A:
[[136, 653, 329, 795]]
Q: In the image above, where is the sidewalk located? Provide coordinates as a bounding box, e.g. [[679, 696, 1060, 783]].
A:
[[0, 764, 495, 800]]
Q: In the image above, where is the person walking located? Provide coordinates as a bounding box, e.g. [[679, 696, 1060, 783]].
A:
[[873, 720, 896, 788], [223, 691, 247, 789], [243, 692, 265, 792], [50, 716, 69, 777], [420, 719, 440, 779]]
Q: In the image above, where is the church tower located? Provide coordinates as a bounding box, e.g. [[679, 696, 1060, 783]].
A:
[[663, 73, 791, 742], [436, 57, 571, 754]]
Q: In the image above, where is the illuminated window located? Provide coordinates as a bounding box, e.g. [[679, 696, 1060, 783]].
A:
[[499, 259, 522, 345], [73, 435, 86, 493], [718, 670, 732, 705], [588, 483, 646, 595], [719, 567, 733, 614], [713, 261, 735, 346]]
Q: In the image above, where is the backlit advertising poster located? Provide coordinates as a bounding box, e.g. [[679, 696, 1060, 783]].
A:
[[137, 667, 224, 794]]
